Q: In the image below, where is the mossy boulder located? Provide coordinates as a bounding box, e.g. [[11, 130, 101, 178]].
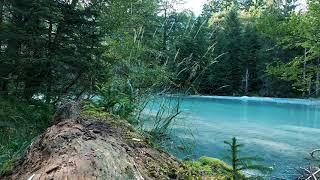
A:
[[178, 156, 233, 179]]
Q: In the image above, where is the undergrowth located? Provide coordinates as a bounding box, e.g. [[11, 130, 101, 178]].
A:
[[0, 96, 53, 175]]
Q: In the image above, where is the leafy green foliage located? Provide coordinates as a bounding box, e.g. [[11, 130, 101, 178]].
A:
[[94, 82, 137, 119], [0, 96, 53, 174], [259, 0, 320, 97]]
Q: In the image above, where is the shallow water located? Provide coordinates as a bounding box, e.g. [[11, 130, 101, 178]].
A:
[[143, 96, 320, 178]]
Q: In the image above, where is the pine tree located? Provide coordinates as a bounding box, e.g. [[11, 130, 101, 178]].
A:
[[224, 137, 272, 179]]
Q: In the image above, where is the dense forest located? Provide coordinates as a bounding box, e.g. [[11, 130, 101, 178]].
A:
[[0, 0, 320, 178], [0, 0, 319, 100]]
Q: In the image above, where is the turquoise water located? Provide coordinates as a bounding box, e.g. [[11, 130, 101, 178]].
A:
[[143, 96, 320, 178]]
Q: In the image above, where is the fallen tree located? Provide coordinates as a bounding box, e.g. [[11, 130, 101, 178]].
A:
[[1, 102, 181, 179]]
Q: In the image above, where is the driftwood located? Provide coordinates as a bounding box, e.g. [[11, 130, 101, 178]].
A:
[[310, 149, 320, 159], [298, 167, 320, 180], [296, 149, 320, 180]]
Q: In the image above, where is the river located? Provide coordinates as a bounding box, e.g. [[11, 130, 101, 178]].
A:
[[142, 96, 320, 178]]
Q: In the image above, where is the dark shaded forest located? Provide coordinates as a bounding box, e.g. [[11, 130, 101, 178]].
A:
[[0, 0, 319, 100]]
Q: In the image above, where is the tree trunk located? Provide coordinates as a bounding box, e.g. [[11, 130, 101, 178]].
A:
[[4, 3, 23, 95], [0, 0, 4, 24], [163, 7, 168, 51], [0, 0, 3, 25], [47, 0, 79, 103], [303, 48, 307, 80], [316, 59, 320, 96], [45, 80, 52, 103], [245, 68, 249, 95], [0, 0, 6, 94], [46, 20, 53, 104], [53, 0, 78, 45], [303, 48, 307, 96], [0, 81, 8, 95], [308, 78, 311, 97]]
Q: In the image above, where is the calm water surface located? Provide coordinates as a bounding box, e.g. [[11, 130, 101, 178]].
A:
[[143, 96, 320, 178]]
